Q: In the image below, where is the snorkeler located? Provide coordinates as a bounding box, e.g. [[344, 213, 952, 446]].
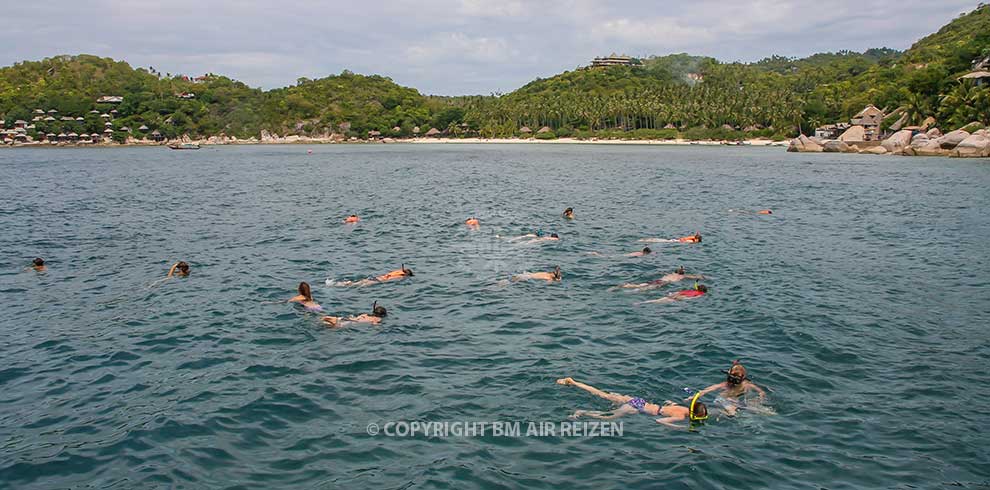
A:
[[288, 281, 322, 312], [758, 209, 773, 215], [615, 266, 705, 291], [556, 377, 708, 428], [465, 217, 480, 228], [563, 207, 574, 219], [167, 261, 190, 277], [691, 360, 766, 416], [510, 231, 560, 244], [512, 266, 562, 282], [640, 283, 708, 304], [30, 257, 46, 272], [626, 247, 653, 257], [638, 232, 702, 244], [330, 264, 414, 287], [323, 302, 387, 327], [344, 214, 360, 223]]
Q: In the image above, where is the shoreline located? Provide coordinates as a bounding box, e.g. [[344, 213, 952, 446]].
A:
[[2, 137, 789, 149]]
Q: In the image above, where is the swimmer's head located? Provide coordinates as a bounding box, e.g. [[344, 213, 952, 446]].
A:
[[724, 361, 747, 385], [401, 264, 414, 277], [691, 401, 708, 420], [642, 247, 652, 254], [563, 207, 573, 215], [33, 257, 45, 267], [298, 281, 313, 301], [675, 266, 685, 275], [695, 284, 708, 293], [553, 266, 562, 280], [550, 233, 559, 239], [176, 261, 189, 275], [372, 302, 387, 317], [694, 232, 702, 242]]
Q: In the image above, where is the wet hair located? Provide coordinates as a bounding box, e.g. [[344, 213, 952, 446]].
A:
[[298, 282, 313, 301], [725, 361, 747, 385], [553, 266, 562, 280], [401, 264, 414, 277], [372, 302, 387, 317], [642, 247, 652, 254], [696, 284, 709, 293], [563, 207, 573, 215], [692, 401, 708, 419], [675, 266, 685, 274], [694, 233, 702, 242], [176, 261, 189, 274], [33, 257, 45, 266], [550, 233, 559, 238]]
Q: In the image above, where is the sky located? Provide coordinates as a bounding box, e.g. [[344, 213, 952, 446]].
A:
[[1, 0, 982, 95]]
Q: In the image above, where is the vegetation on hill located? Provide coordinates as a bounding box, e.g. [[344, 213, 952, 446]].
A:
[[1, 5, 988, 143]]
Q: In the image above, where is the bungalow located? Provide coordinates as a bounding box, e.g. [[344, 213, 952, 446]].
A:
[[425, 127, 441, 137], [150, 130, 165, 141], [850, 105, 884, 141], [13, 120, 27, 129], [44, 116, 56, 122], [47, 109, 58, 114], [100, 113, 111, 119], [33, 109, 45, 115], [519, 126, 532, 134], [138, 125, 150, 131], [89, 110, 100, 114], [75, 117, 85, 121], [60, 116, 75, 122], [590, 53, 642, 68], [958, 70, 990, 87], [96, 95, 124, 104], [816, 123, 850, 139]]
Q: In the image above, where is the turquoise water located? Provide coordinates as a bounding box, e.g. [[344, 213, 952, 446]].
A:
[[1, 144, 988, 489]]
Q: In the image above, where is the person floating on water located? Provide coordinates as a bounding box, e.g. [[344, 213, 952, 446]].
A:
[[640, 283, 708, 304], [323, 302, 387, 327], [729, 209, 773, 215], [288, 281, 322, 312], [344, 214, 360, 223], [556, 377, 708, 428], [639, 232, 702, 244], [30, 257, 46, 272], [509, 231, 560, 243], [465, 217, 480, 228], [626, 247, 653, 257], [758, 209, 773, 215], [512, 266, 562, 283], [563, 207, 574, 219], [690, 360, 767, 416], [167, 261, 190, 277], [330, 264, 414, 287], [615, 267, 705, 291]]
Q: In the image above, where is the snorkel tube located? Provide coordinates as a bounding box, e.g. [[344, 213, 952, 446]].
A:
[[689, 391, 709, 427]]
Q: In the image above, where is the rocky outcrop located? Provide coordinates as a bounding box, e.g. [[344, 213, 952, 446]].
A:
[[787, 134, 823, 152], [920, 116, 937, 131], [937, 130, 970, 149], [838, 125, 866, 142], [951, 132, 990, 158], [881, 130, 913, 153], [823, 140, 853, 153], [860, 146, 888, 155], [926, 127, 942, 139]]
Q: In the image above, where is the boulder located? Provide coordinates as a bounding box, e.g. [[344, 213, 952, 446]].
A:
[[974, 129, 989, 138], [937, 130, 970, 149], [823, 140, 852, 153], [881, 130, 913, 153], [860, 146, 888, 155], [920, 116, 937, 131], [926, 127, 942, 138], [787, 134, 823, 152], [910, 133, 930, 148], [809, 136, 825, 145], [914, 141, 948, 157], [838, 125, 866, 142], [951, 134, 990, 158]]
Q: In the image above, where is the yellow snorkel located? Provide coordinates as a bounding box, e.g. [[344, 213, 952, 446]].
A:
[[694, 281, 701, 291], [689, 391, 709, 422]]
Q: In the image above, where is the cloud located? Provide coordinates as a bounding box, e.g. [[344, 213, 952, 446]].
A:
[[0, 0, 983, 94]]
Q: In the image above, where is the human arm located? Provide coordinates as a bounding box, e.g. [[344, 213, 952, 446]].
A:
[[746, 381, 767, 401], [655, 417, 685, 428], [167, 262, 179, 277], [686, 383, 724, 402]]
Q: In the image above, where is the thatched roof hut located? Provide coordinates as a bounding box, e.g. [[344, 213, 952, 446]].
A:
[[519, 126, 532, 133], [75, 117, 85, 121], [368, 130, 382, 137], [537, 126, 552, 133], [44, 116, 56, 122], [392, 126, 401, 132], [412, 126, 421, 134], [138, 125, 150, 131], [100, 113, 111, 119], [34, 109, 45, 114], [425, 127, 441, 137], [48, 109, 58, 114], [103, 128, 114, 134]]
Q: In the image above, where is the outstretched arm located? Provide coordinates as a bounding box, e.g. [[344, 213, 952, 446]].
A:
[[655, 417, 685, 428], [167, 262, 179, 277], [686, 382, 724, 402]]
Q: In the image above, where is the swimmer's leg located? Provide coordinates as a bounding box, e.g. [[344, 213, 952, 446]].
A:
[[638, 297, 675, 305], [570, 404, 637, 420], [557, 378, 632, 404]]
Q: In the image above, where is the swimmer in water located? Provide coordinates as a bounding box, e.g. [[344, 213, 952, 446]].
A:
[[513, 232, 560, 244], [691, 360, 766, 416], [331, 264, 414, 287], [512, 266, 562, 282], [465, 217, 480, 228], [758, 209, 773, 215], [30, 257, 46, 272], [288, 281, 322, 312], [730, 209, 773, 215], [344, 214, 360, 223], [640, 283, 708, 304], [615, 266, 705, 291], [626, 246, 653, 257], [323, 302, 387, 327], [563, 207, 574, 219], [638, 232, 702, 244], [556, 377, 708, 428], [167, 261, 190, 277]]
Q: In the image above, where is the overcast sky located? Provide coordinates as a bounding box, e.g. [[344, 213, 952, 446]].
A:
[[2, 0, 982, 95]]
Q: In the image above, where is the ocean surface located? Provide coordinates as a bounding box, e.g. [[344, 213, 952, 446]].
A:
[[0, 144, 988, 489]]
